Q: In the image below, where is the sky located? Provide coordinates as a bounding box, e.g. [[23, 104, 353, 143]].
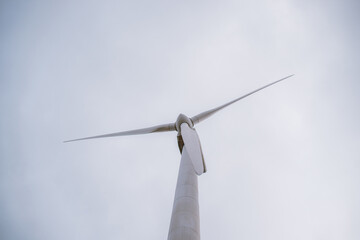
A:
[[1, 0, 359, 239]]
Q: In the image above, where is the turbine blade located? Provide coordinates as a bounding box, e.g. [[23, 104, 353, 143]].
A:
[[180, 123, 206, 175], [64, 123, 176, 143], [191, 74, 294, 125]]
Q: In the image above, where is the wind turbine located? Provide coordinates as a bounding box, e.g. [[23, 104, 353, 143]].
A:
[[65, 74, 294, 240]]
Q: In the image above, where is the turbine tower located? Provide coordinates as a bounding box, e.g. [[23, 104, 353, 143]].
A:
[[65, 75, 294, 240]]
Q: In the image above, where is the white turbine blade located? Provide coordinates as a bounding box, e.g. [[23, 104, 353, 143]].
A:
[[180, 123, 206, 175], [64, 123, 176, 143], [191, 74, 294, 124]]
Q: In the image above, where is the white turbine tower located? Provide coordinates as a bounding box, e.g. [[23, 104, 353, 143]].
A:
[[65, 75, 294, 240]]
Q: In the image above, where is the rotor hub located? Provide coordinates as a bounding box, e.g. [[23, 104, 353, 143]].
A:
[[175, 113, 193, 132]]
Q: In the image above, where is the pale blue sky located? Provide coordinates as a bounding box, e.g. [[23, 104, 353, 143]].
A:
[[1, 0, 359, 239]]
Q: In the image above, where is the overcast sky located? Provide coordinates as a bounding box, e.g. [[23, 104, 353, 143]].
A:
[[1, 0, 359, 239]]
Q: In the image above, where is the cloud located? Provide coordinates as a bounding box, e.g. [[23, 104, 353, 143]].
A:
[[1, 0, 359, 239]]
